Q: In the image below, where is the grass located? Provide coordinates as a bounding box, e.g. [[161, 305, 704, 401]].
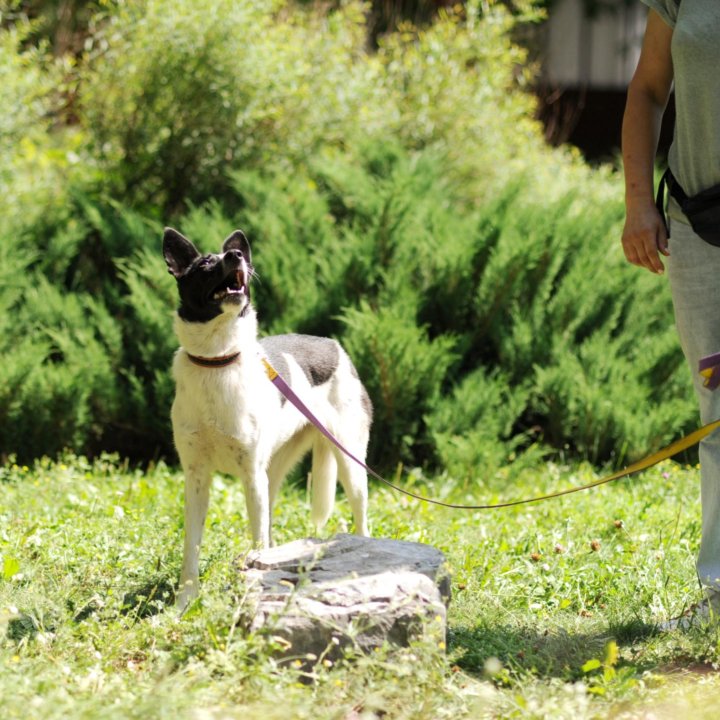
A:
[[2, 453, 720, 719]]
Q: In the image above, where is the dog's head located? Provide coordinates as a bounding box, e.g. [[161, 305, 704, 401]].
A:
[[163, 227, 254, 322]]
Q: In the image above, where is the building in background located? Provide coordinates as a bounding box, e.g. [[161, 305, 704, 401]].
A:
[[537, 0, 675, 160]]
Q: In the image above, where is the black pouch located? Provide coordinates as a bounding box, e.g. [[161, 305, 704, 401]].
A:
[[656, 168, 720, 246]]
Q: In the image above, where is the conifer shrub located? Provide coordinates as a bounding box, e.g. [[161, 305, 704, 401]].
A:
[[0, 138, 698, 471], [0, 270, 123, 460]]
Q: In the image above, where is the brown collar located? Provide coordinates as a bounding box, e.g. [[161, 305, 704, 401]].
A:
[[185, 350, 241, 368]]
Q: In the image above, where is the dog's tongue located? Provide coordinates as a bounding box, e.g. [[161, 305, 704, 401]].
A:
[[236, 270, 244, 291]]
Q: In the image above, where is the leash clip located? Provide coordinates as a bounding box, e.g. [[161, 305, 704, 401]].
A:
[[700, 352, 720, 390], [261, 356, 279, 381]]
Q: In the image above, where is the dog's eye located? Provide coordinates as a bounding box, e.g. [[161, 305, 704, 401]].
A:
[[198, 257, 212, 269]]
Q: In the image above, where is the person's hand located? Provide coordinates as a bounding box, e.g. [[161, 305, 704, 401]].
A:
[[621, 202, 669, 274]]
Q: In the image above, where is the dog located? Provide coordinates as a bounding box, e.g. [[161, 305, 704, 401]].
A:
[[162, 227, 372, 610]]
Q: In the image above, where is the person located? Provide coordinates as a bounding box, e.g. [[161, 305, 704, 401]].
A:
[[621, 0, 720, 629]]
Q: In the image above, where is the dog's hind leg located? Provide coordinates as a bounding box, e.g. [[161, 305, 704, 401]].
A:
[[333, 439, 370, 537], [267, 427, 315, 544], [177, 464, 212, 612], [310, 437, 338, 531]]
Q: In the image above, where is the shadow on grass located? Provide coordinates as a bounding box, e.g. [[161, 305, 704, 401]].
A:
[[120, 576, 176, 620], [449, 617, 659, 679], [66, 574, 176, 625]]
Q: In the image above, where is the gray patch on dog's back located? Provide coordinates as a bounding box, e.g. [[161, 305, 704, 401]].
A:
[[260, 334, 372, 421], [359, 383, 373, 422], [260, 334, 339, 389], [347, 360, 373, 421]]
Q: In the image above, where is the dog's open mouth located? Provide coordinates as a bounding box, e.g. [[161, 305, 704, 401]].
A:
[[212, 270, 246, 302]]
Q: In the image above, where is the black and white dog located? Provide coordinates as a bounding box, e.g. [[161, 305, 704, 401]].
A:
[[162, 228, 372, 610]]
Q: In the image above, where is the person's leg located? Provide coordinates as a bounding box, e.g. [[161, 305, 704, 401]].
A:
[[666, 217, 720, 598]]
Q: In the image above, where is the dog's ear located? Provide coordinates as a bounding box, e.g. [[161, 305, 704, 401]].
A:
[[163, 227, 200, 278], [222, 229, 251, 263]]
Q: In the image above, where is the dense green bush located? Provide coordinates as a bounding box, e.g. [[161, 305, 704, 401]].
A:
[[0, 0, 699, 475], [7, 145, 684, 471], [0, 250, 123, 460]]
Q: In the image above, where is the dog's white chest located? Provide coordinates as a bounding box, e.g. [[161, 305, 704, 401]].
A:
[[171, 359, 273, 472], [182, 425, 252, 476]]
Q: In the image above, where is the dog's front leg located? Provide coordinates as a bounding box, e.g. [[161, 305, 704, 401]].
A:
[[244, 467, 271, 548], [177, 467, 212, 612]]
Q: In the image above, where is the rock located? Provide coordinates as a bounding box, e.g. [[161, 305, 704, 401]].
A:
[[239, 534, 451, 663]]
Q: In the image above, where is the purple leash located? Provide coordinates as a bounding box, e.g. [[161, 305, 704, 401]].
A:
[[261, 358, 387, 486]]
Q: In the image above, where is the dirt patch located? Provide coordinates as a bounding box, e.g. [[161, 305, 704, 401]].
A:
[[657, 660, 718, 676]]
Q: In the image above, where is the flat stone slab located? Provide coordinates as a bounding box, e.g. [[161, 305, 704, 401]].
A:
[[239, 534, 451, 662]]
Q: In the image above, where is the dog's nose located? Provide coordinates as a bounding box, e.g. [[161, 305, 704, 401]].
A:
[[224, 249, 243, 264]]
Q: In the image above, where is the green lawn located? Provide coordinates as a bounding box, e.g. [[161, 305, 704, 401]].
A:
[[2, 454, 719, 719]]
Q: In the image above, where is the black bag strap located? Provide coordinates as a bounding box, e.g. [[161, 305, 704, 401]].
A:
[[656, 166, 690, 234], [656, 167, 671, 234]]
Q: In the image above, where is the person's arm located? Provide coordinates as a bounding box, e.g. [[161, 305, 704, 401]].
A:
[[621, 9, 675, 274]]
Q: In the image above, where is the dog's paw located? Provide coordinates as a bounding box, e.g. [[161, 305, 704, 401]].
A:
[[175, 581, 199, 616]]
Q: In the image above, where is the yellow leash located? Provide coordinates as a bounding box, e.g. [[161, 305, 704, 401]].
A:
[[461, 418, 720, 510], [263, 357, 720, 510]]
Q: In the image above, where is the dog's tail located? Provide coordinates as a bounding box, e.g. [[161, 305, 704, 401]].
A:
[[310, 438, 337, 529]]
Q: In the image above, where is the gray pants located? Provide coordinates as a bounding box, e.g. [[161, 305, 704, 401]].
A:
[[667, 213, 720, 594]]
